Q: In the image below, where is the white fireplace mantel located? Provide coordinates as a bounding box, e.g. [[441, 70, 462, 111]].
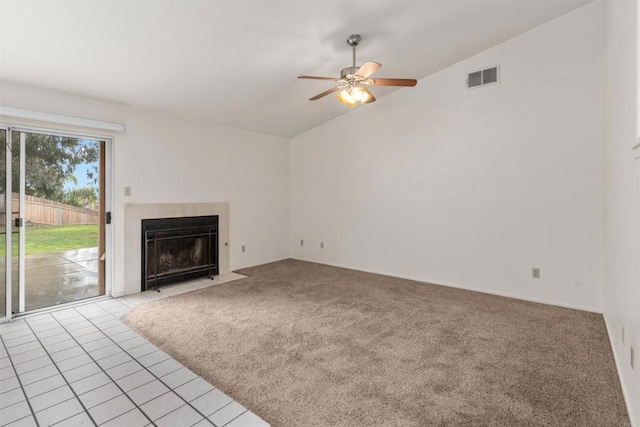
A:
[[122, 203, 230, 297]]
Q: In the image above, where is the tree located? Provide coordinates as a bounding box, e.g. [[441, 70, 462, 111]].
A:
[[0, 132, 98, 203], [62, 187, 97, 209]]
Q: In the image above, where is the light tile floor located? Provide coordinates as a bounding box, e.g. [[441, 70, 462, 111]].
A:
[[0, 273, 269, 427]]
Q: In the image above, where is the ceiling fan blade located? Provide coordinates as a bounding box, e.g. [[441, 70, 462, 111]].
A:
[[298, 76, 341, 81], [355, 61, 381, 79], [368, 78, 417, 87], [361, 86, 376, 104], [310, 86, 342, 101]]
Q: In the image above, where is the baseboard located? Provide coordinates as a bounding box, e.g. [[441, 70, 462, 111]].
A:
[[603, 315, 637, 427], [233, 257, 290, 271], [291, 257, 602, 314]]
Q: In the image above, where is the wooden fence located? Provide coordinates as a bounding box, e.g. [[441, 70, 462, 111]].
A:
[[0, 193, 98, 225]]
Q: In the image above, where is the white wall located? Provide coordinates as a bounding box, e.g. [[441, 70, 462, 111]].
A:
[[290, 2, 605, 312], [604, 0, 639, 423], [0, 0, 635, 421], [0, 81, 290, 296]]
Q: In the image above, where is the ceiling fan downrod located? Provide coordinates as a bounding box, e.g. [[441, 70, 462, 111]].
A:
[[342, 34, 362, 79], [347, 34, 361, 67]]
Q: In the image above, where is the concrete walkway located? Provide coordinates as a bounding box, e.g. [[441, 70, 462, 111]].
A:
[[0, 247, 99, 315]]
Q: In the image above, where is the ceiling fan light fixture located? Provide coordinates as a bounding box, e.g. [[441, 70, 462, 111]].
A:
[[337, 85, 370, 106], [336, 89, 356, 106]]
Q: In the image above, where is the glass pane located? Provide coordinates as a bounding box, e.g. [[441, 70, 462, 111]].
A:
[[0, 129, 5, 318], [20, 132, 101, 311]]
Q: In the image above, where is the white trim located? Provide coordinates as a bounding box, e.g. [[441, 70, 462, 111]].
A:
[[603, 315, 637, 427], [4, 128, 11, 319], [0, 106, 125, 132], [291, 257, 603, 314], [18, 132, 26, 313], [12, 295, 112, 320], [105, 140, 114, 298], [9, 125, 114, 142], [234, 257, 290, 271], [637, 0, 640, 141]]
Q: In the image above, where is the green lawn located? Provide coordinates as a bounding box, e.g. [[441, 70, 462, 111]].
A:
[[0, 224, 98, 257]]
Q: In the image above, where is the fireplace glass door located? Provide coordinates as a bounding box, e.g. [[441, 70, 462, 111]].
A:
[[142, 216, 218, 290]]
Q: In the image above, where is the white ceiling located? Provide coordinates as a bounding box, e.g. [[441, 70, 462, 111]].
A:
[[0, 0, 591, 138]]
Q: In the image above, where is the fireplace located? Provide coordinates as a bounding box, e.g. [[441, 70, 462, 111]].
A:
[[141, 215, 219, 291]]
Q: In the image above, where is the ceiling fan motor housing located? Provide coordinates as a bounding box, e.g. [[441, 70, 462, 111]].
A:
[[340, 66, 361, 80]]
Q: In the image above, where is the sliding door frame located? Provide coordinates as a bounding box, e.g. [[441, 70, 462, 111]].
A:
[[2, 125, 11, 320], [18, 132, 26, 313], [0, 123, 114, 321]]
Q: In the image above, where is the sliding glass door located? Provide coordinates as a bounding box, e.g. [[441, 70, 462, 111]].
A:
[[1, 126, 107, 318]]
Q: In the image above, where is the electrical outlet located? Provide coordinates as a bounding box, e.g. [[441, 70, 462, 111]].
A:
[[241, 245, 245, 253], [532, 268, 540, 279], [300, 239, 304, 246], [631, 346, 635, 370], [124, 186, 132, 197], [320, 242, 324, 249], [622, 326, 625, 345]]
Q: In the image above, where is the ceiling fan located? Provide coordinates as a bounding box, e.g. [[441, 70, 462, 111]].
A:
[[298, 34, 418, 106]]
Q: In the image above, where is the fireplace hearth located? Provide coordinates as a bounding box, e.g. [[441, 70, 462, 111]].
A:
[[141, 215, 219, 291]]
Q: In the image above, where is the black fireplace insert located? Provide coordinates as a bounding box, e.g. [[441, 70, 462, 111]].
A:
[[141, 215, 219, 291]]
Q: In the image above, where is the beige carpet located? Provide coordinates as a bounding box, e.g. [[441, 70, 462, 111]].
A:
[[124, 259, 630, 427]]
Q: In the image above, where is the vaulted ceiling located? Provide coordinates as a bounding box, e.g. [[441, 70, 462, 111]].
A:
[[0, 0, 591, 137]]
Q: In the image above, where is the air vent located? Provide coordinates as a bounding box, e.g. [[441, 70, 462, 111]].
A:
[[467, 66, 499, 88]]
